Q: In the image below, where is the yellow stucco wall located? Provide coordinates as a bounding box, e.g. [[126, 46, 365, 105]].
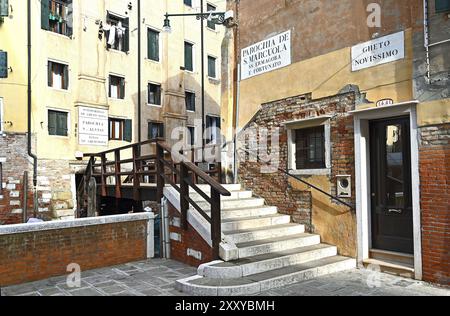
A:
[[0, 0, 225, 160], [418, 99, 450, 126]]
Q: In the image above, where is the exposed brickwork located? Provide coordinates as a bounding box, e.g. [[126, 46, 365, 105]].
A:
[[419, 124, 450, 286], [238, 93, 356, 231], [0, 133, 36, 225], [0, 220, 148, 286], [168, 202, 214, 267]]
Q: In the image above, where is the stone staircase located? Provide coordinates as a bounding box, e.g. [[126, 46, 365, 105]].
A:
[[169, 184, 356, 296]]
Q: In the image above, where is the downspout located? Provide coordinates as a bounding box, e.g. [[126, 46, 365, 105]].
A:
[[423, 0, 431, 83], [232, 0, 240, 184], [27, 0, 38, 216], [137, 0, 142, 142], [161, 197, 171, 259]]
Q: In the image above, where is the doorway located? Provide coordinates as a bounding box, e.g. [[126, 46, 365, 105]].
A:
[[369, 117, 413, 254]]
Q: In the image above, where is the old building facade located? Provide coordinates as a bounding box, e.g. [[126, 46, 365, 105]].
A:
[[222, 0, 449, 285], [0, 0, 225, 223]]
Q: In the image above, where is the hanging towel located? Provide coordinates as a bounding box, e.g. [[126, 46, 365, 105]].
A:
[[108, 25, 116, 46], [116, 21, 125, 39]]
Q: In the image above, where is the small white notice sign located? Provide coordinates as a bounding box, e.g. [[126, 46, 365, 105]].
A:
[[241, 30, 291, 80], [352, 31, 405, 72], [78, 106, 109, 146]]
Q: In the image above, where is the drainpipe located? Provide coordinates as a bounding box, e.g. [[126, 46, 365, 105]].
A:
[[27, 0, 38, 216], [137, 0, 142, 142], [423, 0, 431, 83], [232, 0, 240, 184]]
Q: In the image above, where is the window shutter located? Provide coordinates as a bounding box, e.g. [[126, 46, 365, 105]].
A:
[[108, 76, 112, 98], [59, 112, 68, 136], [48, 61, 53, 87], [120, 78, 125, 99], [41, 0, 50, 30], [0, 0, 9, 17], [148, 123, 152, 140], [436, 0, 450, 12], [185, 43, 193, 71], [63, 65, 69, 90], [123, 18, 130, 52], [67, 4, 73, 37], [0, 51, 7, 79], [124, 119, 132, 142], [48, 111, 56, 135]]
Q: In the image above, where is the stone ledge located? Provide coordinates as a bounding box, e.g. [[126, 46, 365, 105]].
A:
[[0, 213, 155, 235]]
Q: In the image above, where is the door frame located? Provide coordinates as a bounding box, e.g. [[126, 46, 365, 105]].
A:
[[351, 101, 422, 280]]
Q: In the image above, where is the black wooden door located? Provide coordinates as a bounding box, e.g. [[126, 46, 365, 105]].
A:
[[370, 117, 414, 254]]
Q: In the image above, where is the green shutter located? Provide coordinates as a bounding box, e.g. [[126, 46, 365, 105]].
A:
[[0, 51, 7, 78], [58, 112, 68, 136], [148, 30, 159, 61], [123, 18, 130, 52], [208, 56, 216, 78], [436, 0, 450, 12], [0, 0, 9, 17], [48, 61, 53, 87], [185, 42, 193, 71], [63, 65, 69, 90], [48, 111, 56, 135], [67, 4, 73, 37], [41, 0, 50, 30], [120, 77, 125, 99], [124, 119, 132, 142]]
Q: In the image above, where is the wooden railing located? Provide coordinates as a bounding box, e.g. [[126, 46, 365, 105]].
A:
[[156, 141, 230, 259]]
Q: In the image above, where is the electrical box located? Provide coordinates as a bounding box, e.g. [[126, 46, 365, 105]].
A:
[[0, 0, 8, 17], [337, 175, 352, 198], [0, 51, 7, 78]]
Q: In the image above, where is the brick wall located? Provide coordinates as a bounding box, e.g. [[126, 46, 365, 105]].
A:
[[238, 92, 356, 232], [0, 214, 150, 286], [168, 202, 214, 267], [419, 124, 450, 286], [0, 133, 37, 225]]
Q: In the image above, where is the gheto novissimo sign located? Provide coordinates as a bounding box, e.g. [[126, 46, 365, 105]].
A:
[[352, 31, 405, 71], [241, 30, 291, 80]]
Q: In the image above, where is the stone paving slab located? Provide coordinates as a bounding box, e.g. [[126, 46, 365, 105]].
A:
[[1, 259, 448, 296]]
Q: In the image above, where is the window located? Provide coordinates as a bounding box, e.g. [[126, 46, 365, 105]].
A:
[[0, 0, 9, 17], [436, 0, 450, 12], [148, 29, 160, 61], [105, 12, 129, 52], [295, 126, 325, 170], [207, 4, 217, 30], [0, 50, 7, 79], [206, 115, 221, 144], [208, 56, 217, 79], [184, 42, 194, 72], [184, 0, 192, 7], [148, 122, 164, 140], [109, 118, 132, 142], [187, 126, 196, 146], [185, 91, 196, 112], [148, 83, 162, 105], [41, 0, 73, 37], [48, 110, 68, 136], [48, 61, 69, 90], [109, 75, 125, 99]]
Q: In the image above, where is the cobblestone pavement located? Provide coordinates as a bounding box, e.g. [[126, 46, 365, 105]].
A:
[[1, 259, 448, 296]]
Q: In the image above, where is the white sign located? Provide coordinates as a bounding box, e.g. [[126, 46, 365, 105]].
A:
[[376, 99, 394, 107], [78, 106, 108, 146], [352, 31, 405, 71], [241, 30, 291, 80]]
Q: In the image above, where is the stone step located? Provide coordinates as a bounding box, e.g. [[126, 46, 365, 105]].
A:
[[223, 223, 305, 244], [196, 198, 265, 211], [236, 233, 321, 259], [189, 184, 242, 194], [208, 206, 278, 220], [190, 190, 253, 202], [200, 243, 338, 279], [176, 256, 356, 296], [222, 214, 291, 232]]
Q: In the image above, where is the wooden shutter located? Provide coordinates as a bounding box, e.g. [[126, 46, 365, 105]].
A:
[[123, 18, 130, 52], [63, 64, 69, 90], [208, 56, 216, 78], [148, 30, 159, 61], [124, 119, 132, 142], [48, 61, 53, 87], [119, 77, 125, 99], [48, 111, 56, 135], [41, 0, 50, 30], [185, 42, 193, 71], [0, 0, 8, 17], [0, 51, 7, 79], [436, 0, 450, 12]]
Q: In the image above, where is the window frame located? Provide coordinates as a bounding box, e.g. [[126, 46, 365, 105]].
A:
[[207, 55, 217, 79], [206, 3, 217, 31], [41, 0, 73, 38], [184, 0, 193, 7], [148, 82, 162, 106], [108, 74, 126, 100], [185, 90, 196, 112], [105, 11, 130, 53], [435, 0, 450, 13], [109, 118, 125, 141], [187, 125, 196, 146], [148, 121, 165, 140], [206, 115, 221, 145], [48, 59, 70, 91], [147, 27, 161, 62], [286, 117, 332, 176], [47, 108, 70, 137]]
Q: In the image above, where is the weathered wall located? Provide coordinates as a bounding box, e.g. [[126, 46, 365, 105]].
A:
[[0, 214, 149, 286], [168, 202, 214, 267], [238, 92, 357, 257], [0, 133, 40, 224], [419, 123, 450, 286]]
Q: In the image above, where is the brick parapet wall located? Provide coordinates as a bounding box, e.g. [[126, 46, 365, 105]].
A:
[[237, 93, 356, 231], [0, 213, 151, 286], [168, 202, 213, 267], [419, 123, 450, 286]]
